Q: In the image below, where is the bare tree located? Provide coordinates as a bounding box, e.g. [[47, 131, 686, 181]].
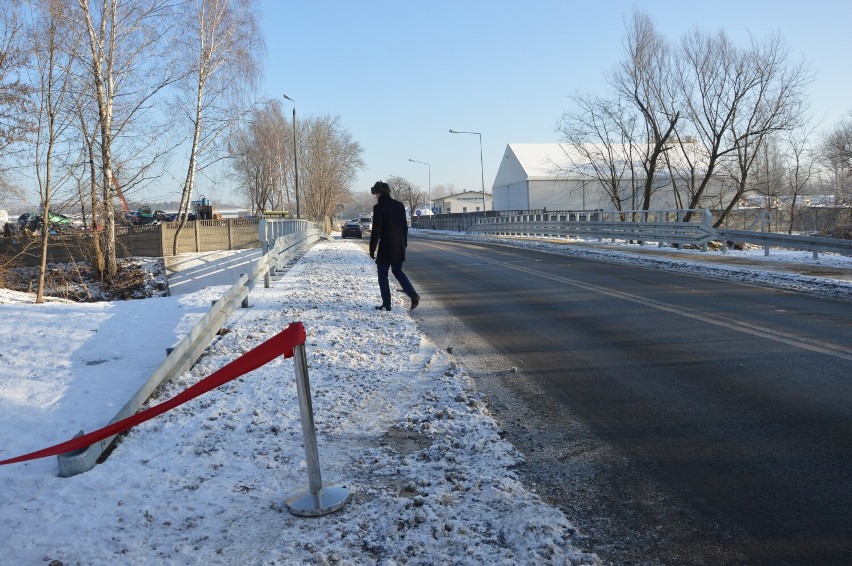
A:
[[387, 175, 423, 217], [0, 0, 34, 183], [557, 93, 638, 212], [171, 0, 263, 254], [743, 126, 818, 234], [430, 182, 456, 200], [713, 33, 811, 225], [297, 114, 363, 224], [74, 0, 178, 277], [780, 126, 818, 233], [558, 10, 679, 215], [610, 8, 680, 211], [673, 29, 811, 223], [229, 110, 363, 226], [227, 100, 288, 213], [345, 190, 373, 218], [28, 0, 80, 302], [823, 115, 852, 169], [822, 113, 852, 204]]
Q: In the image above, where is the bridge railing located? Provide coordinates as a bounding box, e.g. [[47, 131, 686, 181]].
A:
[[467, 209, 852, 258]]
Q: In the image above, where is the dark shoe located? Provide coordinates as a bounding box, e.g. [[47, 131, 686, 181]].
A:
[[410, 294, 420, 310], [375, 305, 391, 311]]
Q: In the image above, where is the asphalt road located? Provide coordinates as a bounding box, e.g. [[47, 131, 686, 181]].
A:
[[400, 235, 852, 565]]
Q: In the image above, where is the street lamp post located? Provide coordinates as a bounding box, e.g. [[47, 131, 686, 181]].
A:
[[408, 158, 431, 211], [282, 94, 299, 218], [449, 129, 486, 216]]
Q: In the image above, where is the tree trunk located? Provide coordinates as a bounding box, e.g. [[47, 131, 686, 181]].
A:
[[173, 75, 205, 255], [80, 0, 118, 278]]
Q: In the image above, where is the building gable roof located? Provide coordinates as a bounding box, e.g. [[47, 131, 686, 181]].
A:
[[494, 142, 711, 188], [493, 144, 575, 187]]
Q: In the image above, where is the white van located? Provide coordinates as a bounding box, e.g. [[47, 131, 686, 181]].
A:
[[358, 214, 372, 231]]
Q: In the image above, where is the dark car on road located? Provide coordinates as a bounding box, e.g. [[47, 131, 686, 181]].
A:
[[340, 221, 363, 239]]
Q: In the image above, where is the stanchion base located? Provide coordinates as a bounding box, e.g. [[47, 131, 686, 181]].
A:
[[284, 485, 351, 517]]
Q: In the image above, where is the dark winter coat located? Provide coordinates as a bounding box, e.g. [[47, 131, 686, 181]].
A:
[[369, 194, 408, 264]]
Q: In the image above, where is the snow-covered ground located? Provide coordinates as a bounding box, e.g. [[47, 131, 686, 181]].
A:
[[1, 233, 850, 565], [0, 237, 599, 566]]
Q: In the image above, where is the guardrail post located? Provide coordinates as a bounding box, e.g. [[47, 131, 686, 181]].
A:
[[261, 228, 271, 289], [284, 343, 351, 517], [239, 273, 250, 308], [257, 218, 268, 249], [699, 209, 711, 252], [762, 212, 771, 256]]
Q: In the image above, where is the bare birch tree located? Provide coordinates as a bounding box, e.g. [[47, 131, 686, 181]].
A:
[[74, 0, 177, 277], [27, 0, 79, 302], [72, 96, 104, 272], [171, 0, 263, 254]]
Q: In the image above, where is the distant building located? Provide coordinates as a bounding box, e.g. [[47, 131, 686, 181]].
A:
[[432, 191, 493, 214], [491, 143, 726, 212]]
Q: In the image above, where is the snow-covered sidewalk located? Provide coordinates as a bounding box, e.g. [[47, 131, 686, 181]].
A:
[[0, 239, 598, 565]]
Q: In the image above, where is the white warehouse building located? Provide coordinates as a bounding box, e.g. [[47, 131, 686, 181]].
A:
[[491, 143, 725, 212]]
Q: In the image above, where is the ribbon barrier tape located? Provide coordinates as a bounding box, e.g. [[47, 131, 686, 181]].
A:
[[0, 322, 307, 467]]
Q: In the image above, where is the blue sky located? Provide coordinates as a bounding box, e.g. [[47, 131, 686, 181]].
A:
[[249, 0, 851, 199]]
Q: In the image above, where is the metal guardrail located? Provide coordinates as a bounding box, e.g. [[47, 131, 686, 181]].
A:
[[473, 220, 715, 246], [715, 228, 852, 258], [259, 218, 318, 247], [469, 209, 852, 258], [472, 209, 716, 248], [57, 227, 323, 477]]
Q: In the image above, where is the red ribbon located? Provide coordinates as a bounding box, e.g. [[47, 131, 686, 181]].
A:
[[0, 322, 306, 466]]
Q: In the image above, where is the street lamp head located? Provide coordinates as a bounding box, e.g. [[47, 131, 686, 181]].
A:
[[449, 129, 457, 133], [282, 93, 294, 103]]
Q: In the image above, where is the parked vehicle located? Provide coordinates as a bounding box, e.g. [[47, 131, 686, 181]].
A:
[[341, 221, 363, 239], [17, 211, 73, 233]]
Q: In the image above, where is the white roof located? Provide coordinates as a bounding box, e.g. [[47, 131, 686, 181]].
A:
[[493, 142, 710, 188], [493, 144, 591, 187], [509, 144, 572, 178]]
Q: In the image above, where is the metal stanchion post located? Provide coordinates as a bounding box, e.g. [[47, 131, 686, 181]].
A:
[[284, 343, 351, 516]]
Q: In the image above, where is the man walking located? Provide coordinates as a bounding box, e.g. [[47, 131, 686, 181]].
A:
[[368, 181, 420, 311]]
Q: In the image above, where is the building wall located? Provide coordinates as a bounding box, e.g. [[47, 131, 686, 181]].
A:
[[495, 177, 730, 213], [529, 180, 585, 210], [493, 182, 529, 210], [434, 193, 492, 214], [495, 179, 610, 211]]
